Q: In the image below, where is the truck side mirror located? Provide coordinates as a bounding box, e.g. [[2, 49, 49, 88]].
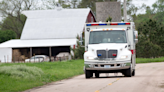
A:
[[135, 39, 138, 44], [134, 31, 138, 44]]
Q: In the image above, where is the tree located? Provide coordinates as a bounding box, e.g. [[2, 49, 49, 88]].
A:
[[106, 16, 112, 22], [152, 0, 164, 25], [132, 4, 154, 30], [43, 0, 79, 9], [0, 30, 16, 43], [72, 35, 85, 59], [0, 0, 40, 38], [78, 0, 104, 14], [78, 0, 137, 17], [136, 19, 164, 58], [124, 0, 138, 15], [1, 14, 27, 38]]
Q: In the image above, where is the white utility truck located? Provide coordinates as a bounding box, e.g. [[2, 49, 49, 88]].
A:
[[84, 22, 138, 78]]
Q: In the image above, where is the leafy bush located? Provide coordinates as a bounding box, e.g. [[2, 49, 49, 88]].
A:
[[1, 14, 27, 38], [136, 38, 162, 58], [0, 30, 16, 43], [0, 65, 44, 79], [136, 19, 164, 58], [72, 35, 85, 59], [106, 15, 112, 22]]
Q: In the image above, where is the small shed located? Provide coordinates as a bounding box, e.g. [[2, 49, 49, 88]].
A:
[[0, 8, 96, 63]]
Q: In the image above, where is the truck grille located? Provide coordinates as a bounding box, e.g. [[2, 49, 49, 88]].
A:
[[108, 50, 117, 58], [97, 50, 117, 58], [97, 50, 106, 58]]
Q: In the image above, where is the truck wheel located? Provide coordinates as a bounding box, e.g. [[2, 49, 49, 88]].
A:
[[85, 70, 92, 79], [122, 71, 126, 76], [95, 72, 99, 78], [125, 67, 132, 77], [132, 69, 135, 76]]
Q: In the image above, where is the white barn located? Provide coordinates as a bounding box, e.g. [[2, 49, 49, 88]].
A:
[[0, 8, 96, 63]]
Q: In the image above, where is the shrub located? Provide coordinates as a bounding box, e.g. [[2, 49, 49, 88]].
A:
[[0, 30, 16, 43], [136, 19, 164, 58], [0, 65, 44, 79], [71, 35, 85, 59], [106, 15, 112, 22]]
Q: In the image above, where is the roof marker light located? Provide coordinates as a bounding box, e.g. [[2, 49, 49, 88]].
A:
[[118, 23, 126, 25], [86, 24, 107, 26], [91, 24, 99, 26], [110, 23, 118, 25], [86, 23, 130, 26], [99, 24, 107, 26], [126, 23, 131, 25], [86, 24, 91, 26]]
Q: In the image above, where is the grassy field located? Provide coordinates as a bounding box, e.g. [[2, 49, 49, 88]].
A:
[[0, 60, 84, 92], [0, 57, 164, 92], [136, 57, 164, 64]]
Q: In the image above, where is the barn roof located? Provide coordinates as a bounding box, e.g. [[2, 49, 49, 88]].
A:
[[0, 39, 76, 48], [21, 8, 92, 40]]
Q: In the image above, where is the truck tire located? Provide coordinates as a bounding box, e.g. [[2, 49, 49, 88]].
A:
[[125, 67, 132, 77], [95, 72, 99, 78], [85, 70, 92, 79], [132, 69, 135, 76]]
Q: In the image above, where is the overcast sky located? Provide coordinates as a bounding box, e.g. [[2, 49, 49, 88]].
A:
[[0, 0, 158, 21], [120, 0, 157, 14], [52, 0, 158, 14], [131, 0, 157, 14], [132, 0, 156, 7]]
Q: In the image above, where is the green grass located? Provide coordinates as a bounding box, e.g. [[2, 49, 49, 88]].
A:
[[136, 57, 164, 64], [0, 60, 84, 92], [0, 57, 164, 92]]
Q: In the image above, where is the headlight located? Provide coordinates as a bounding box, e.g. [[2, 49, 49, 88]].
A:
[[120, 55, 128, 59], [87, 57, 94, 60]]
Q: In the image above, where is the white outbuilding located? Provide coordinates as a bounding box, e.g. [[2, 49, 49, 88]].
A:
[[0, 8, 96, 63]]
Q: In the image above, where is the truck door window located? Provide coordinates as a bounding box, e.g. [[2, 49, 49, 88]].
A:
[[89, 30, 127, 44]]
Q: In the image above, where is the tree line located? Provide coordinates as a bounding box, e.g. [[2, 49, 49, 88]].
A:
[[0, 0, 164, 58], [0, 0, 135, 41]]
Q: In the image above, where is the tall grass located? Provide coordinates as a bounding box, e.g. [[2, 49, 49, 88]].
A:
[[0, 65, 43, 79], [0, 58, 164, 92], [0, 60, 84, 92]]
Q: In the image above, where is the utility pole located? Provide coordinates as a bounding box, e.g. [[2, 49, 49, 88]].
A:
[[124, 0, 127, 22]]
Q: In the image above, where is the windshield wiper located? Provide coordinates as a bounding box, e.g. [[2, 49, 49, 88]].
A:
[[90, 43, 100, 44]]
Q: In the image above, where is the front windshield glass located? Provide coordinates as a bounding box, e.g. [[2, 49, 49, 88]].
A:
[[89, 31, 127, 44]]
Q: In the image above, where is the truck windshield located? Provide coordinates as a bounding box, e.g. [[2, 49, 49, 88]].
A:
[[89, 31, 127, 44]]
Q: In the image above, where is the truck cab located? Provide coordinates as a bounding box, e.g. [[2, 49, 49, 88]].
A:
[[84, 22, 138, 78]]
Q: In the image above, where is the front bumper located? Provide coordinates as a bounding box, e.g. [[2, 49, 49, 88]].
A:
[[84, 60, 131, 71]]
